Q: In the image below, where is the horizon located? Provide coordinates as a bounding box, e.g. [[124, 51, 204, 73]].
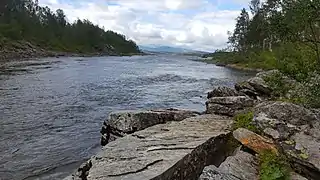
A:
[[40, 0, 253, 52]]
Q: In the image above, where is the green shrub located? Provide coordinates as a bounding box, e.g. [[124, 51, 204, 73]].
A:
[[233, 111, 258, 132], [259, 150, 291, 180], [300, 72, 320, 108], [274, 43, 318, 81], [263, 72, 293, 98]]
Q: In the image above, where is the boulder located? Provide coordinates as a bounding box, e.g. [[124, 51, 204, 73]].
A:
[[207, 86, 242, 99], [290, 172, 308, 180], [253, 112, 299, 140], [256, 69, 281, 79], [254, 101, 318, 126], [199, 150, 259, 180], [247, 77, 272, 95], [206, 96, 254, 116], [281, 131, 320, 179], [73, 114, 235, 180], [199, 165, 240, 180], [199, 150, 309, 180], [252, 102, 320, 179], [234, 81, 260, 99], [100, 108, 200, 146], [234, 81, 255, 92], [233, 128, 278, 154]]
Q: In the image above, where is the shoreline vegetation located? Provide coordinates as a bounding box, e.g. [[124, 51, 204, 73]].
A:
[[201, 0, 320, 74], [0, 0, 141, 61], [200, 0, 320, 109]]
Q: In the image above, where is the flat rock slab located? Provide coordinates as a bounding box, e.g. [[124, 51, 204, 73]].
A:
[[101, 109, 200, 146], [75, 114, 234, 180]]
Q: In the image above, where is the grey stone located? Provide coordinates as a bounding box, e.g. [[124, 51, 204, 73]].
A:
[[207, 86, 242, 99], [256, 70, 281, 79], [290, 172, 308, 180], [283, 132, 320, 175], [199, 165, 240, 180], [254, 101, 318, 126], [253, 112, 299, 140], [234, 81, 255, 92], [74, 114, 235, 180], [100, 109, 200, 146], [247, 77, 272, 95], [206, 103, 235, 116], [239, 89, 259, 99], [199, 151, 259, 180], [253, 103, 320, 179], [263, 128, 280, 139], [206, 96, 254, 116]]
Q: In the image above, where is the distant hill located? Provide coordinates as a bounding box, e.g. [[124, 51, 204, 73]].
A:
[[139, 45, 209, 54]]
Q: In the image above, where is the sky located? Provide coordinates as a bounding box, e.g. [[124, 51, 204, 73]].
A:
[[40, 0, 252, 52]]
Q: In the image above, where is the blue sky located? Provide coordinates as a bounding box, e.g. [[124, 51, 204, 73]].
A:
[[41, 0, 251, 51]]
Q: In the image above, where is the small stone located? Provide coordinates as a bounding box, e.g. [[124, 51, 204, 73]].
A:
[[284, 140, 295, 145], [263, 128, 280, 139]]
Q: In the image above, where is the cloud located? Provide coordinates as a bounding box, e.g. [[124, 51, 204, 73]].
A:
[[40, 0, 250, 51]]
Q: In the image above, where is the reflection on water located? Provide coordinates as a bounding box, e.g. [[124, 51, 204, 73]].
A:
[[0, 55, 254, 180]]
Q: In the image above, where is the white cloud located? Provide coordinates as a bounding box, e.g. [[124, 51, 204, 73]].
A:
[[40, 0, 249, 51]]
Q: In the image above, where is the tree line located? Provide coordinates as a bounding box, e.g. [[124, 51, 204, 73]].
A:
[[218, 0, 320, 80], [0, 0, 140, 54]]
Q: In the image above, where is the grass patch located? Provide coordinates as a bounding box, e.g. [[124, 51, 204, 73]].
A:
[[259, 150, 291, 180], [232, 111, 258, 132]]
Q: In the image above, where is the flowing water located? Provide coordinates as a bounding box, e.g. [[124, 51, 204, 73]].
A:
[[0, 55, 254, 180]]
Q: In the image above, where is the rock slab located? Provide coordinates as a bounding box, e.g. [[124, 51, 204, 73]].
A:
[[100, 109, 200, 146], [73, 114, 234, 180], [206, 96, 254, 116], [199, 150, 259, 180]]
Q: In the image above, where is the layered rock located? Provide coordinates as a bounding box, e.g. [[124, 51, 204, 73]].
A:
[[206, 96, 254, 116], [235, 77, 271, 99], [251, 102, 320, 179], [207, 86, 243, 99], [199, 150, 259, 180], [72, 114, 235, 180], [100, 109, 200, 146]]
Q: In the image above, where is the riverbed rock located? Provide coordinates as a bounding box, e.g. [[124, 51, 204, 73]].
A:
[[207, 87, 242, 99], [100, 109, 200, 146], [73, 114, 235, 180], [199, 150, 259, 180], [233, 128, 278, 154], [206, 96, 254, 116]]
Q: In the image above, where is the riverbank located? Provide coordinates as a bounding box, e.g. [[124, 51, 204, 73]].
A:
[[198, 56, 263, 72], [0, 40, 144, 62], [68, 70, 320, 180]]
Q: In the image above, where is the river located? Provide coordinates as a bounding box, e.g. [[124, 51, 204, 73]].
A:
[[0, 55, 253, 180]]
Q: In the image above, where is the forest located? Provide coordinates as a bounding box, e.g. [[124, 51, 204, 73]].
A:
[[0, 0, 140, 55], [207, 0, 319, 77], [204, 0, 320, 108]]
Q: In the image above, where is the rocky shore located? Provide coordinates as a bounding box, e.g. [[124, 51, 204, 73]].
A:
[[67, 70, 320, 180]]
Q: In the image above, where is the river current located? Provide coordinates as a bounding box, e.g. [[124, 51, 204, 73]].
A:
[[0, 55, 253, 180]]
